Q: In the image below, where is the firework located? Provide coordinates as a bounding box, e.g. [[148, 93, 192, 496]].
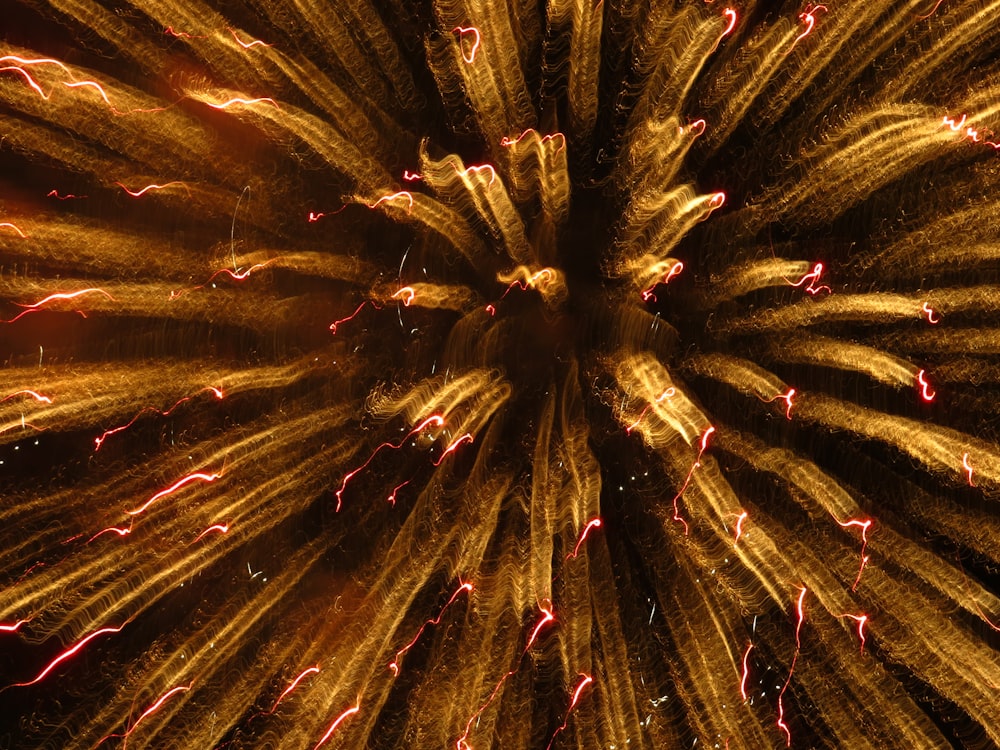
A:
[[2, 1, 1000, 748]]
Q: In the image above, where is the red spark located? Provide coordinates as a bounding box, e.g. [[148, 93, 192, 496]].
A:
[[789, 261, 831, 295], [328, 302, 370, 335], [4, 287, 115, 324], [203, 97, 278, 110], [94, 386, 224, 450], [392, 286, 416, 306], [545, 674, 593, 750], [836, 517, 872, 591], [625, 387, 675, 434], [0, 222, 28, 238], [789, 4, 827, 53], [334, 415, 444, 511], [916, 369, 935, 402], [566, 518, 602, 560], [2, 390, 52, 404], [640, 261, 684, 303], [402, 170, 423, 181], [307, 205, 347, 222], [922, 302, 940, 324], [47, 189, 87, 200], [389, 581, 473, 676], [228, 28, 273, 48], [164, 27, 206, 39], [499, 129, 567, 152], [836, 613, 869, 654], [456, 604, 555, 750], [962, 452, 975, 487], [1, 620, 28, 634], [455, 163, 497, 186], [671, 426, 715, 535], [11, 622, 127, 687], [732, 510, 749, 546], [761, 387, 795, 419], [739, 641, 753, 701], [0, 64, 51, 99], [270, 666, 320, 712], [108, 682, 192, 745], [721, 8, 738, 38], [194, 523, 229, 542], [313, 703, 360, 750], [776, 587, 807, 746], [452, 26, 481, 64], [127, 471, 221, 516], [169, 262, 272, 299], [86, 526, 131, 543], [368, 191, 414, 212], [387, 480, 411, 505], [916, 0, 946, 18], [432, 433, 474, 466], [485, 304, 496, 316], [116, 181, 189, 198]]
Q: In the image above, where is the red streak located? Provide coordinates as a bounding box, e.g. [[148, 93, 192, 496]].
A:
[[641, 261, 684, 303], [47, 189, 87, 200], [368, 191, 414, 212], [721, 8, 738, 38], [545, 674, 593, 750], [916, 0, 946, 18], [452, 26, 482, 63], [836, 517, 872, 591], [0, 620, 28, 634], [671, 426, 715, 535], [229, 28, 273, 48], [116, 181, 189, 197], [389, 581, 473, 676], [837, 613, 869, 654], [12, 623, 126, 687], [194, 523, 229, 541], [164, 27, 206, 39], [625, 387, 675, 434], [94, 386, 224, 450], [334, 416, 444, 511], [123, 682, 192, 740], [402, 170, 423, 181], [762, 387, 796, 419], [313, 703, 360, 750], [270, 666, 320, 712], [392, 286, 416, 306], [386, 480, 411, 506], [566, 518, 602, 560], [87, 526, 131, 543], [204, 97, 278, 109], [0, 222, 28, 238], [921, 302, 940, 324], [789, 5, 826, 52], [455, 163, 496, 186], [916, 369, 935, 402], [127, 471, 221, 516], [329, 302, 370, 335], [5, 287, 115, 324], [432, 433, 474, 466], [789, 261, 831, 295], [740, 642, 753, 700], [2, 390, 52, 404], [500, 129, 567, 152], [733, 510, 749, 545], [776, 587, 807, 746], [962, 452, 975, 487]]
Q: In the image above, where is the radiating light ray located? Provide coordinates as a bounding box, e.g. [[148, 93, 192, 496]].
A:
[[389, 581, 473, 676]]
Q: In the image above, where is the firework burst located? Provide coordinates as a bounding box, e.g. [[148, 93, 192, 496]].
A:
[[2, 1, 1000, 748]]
